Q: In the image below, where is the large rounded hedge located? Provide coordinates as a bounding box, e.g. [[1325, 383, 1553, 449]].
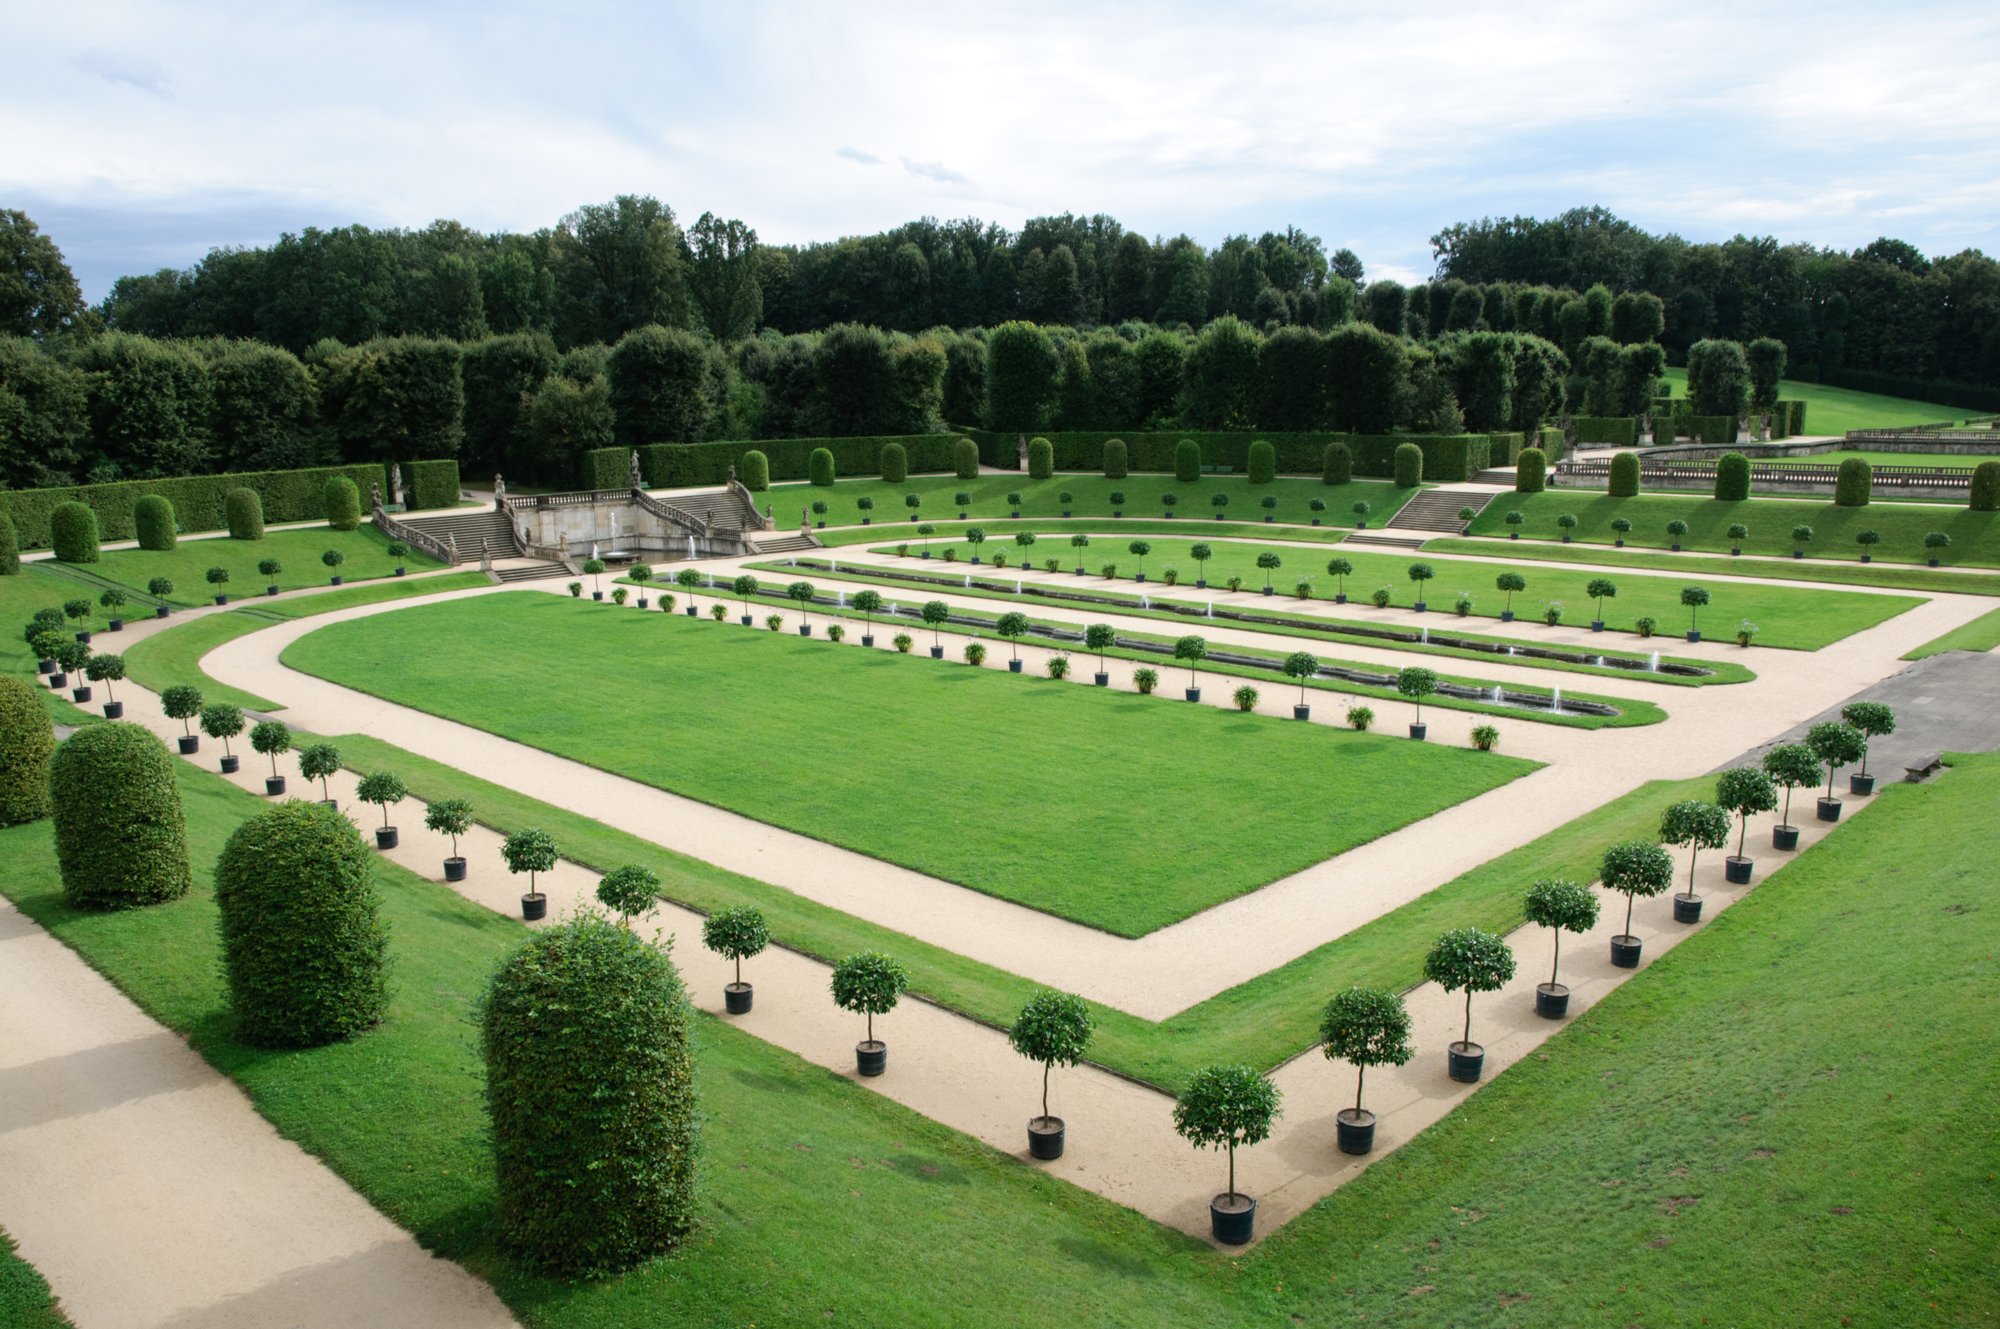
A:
[[323, 476, 362, 531], [1971, 461, 2000, 512], [807, 447, 836, 487], [1608, 451, 1640, 498], [482, 912, 698, 1276], [225, 487, 265, 540], [739, 449, 770, 491], [951, 436, 980, 480], [1246, 439, 1276, 485], [0, 509, 17, 576], [1713, 452, 1751, 502], [1834, 456, 1872, 508], [1027, 436, 1054, 480], [50, 501, 100, 563], [1103, 438, 1129, 480], [214, 800, 387, 1048], [50, 722, 190, 909], [1516, 447, 1547, 493], [0, 677, 54, 825], [1174, 438, 1201, 483], [133, 494, 178, 551], [878, 442, 907, 485], [1322, 441, 1352, 486], [1393, 442, 1424, 488]]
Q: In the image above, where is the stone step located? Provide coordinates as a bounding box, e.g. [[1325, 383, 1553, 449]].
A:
[[754, 533, 820, 554], [491, 562, 568, 583], [1342, 531, 1432, 551]]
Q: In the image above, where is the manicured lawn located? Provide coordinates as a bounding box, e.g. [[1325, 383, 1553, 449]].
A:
[[28, 526, 443, 607], [0, 1229, 70, 1329], [756, 472, 1408, 530], [869, 533, 1918, 650], [1469, 489, 1999, 569], [1755, 449, 1995, 469], [0, 566, 115, 724], [1423, 535, 2000, 597], [1659, 365, 1969, 435], [287, 594, 1532, 936], [1902, 605, 2000, 659], [818, 516, 1357, 547]]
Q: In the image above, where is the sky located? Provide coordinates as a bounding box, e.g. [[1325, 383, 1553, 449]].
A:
[[6, 0, 1999, 303]]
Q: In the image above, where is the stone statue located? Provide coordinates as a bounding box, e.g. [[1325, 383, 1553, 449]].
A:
[[629, 449, 644, 490], [727, 462, 737, 485], [493, 473, 507, 506], [478, 537, 492, 574], [369, 482, 382, 509], [1017, 433, 1028, 467], [801, 506, 811, 533], [389, 463, 403, 504]]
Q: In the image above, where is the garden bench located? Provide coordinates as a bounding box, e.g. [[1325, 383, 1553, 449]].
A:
[[1904, 753, 1944, 783]]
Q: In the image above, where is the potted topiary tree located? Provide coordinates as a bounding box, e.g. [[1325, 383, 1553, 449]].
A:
[[1069, 532, 1093, 574], [200, 702, 244, 773], [63, 597, 92, 643], [162, 685, 204, 754], [1283, 651, 1318, 719], [1610, 516, 1632, 546], [426, 797, 473, 880], [596, 864, 661, 928], [788, 581, 816, 635], [1256, 550, 1282, 595], [53, 640, 90, 700], [1496, 572, 1526, 622], [904, 492, 923, 526], [1808, 721, 1867, 821], [1715, 766, 1778, 884], [1761, 742, 1818, 850], [831, 951, 907, 1076], [1010, 989, 1093, 1160], [206, 566, 232, 605], [85, 653, 126, 717], [965, 528, 986, 562], [501, 826, 558, 920], [1856, 530, 1880, 563], [811, 500, 828, 529], [1586, 578, 1616, 631], [387, 540, 409, 575], [1190, 542, 1213, 587], [703, 905, 770, 1014], [258, 558, 283, 595], [917, 523, 937, 556], [148, 576, 174, 617], [1175, 635, 1207, 701], [1423, 927, 1516, 1082], [1680, 585, 1710, 642], [1172, 1064, 1281, 1246], [1407, 562, 1435, 612], [1309, 497, 1327, 525], [1505, 510, 1524, 539], [357, 771, 408, 850], [1007, 492, 1025, 519], [675, 567, 702, 617], [1791, 524, 1813, 559], [629, 563, 654, 607], [1085, 623, 1115, 685], [1557, 513, 1578, 542], [857, 496, 874, 524], [249, 720, 291, 795], [1924, 531, 1951, 567], [1207, 492, 1224, 520], [1059, 490, 1074, 517], [298, 742, 342, 807], [99, 587, 127, 631], [1600, 839, 1673, 967], [1352, 499, 1369, 529], [582, 557, 607, 599], [921, 600, 951, 657], [851, 588, 883, 646], [1397, 666, 1438, 739], [1727, 523, 1749, 556], [995, 612, 1031, 672], [1319, 987, 1411, 1155], [719, 573, 753, 624], [1665, 518, 1689, 551], [1658, 799, 1731, 922], [1260, 494, 1278, 522], [1128, 539, 1150, 581], [1523, 878, 1598, 1018], [1841, 701, 1896, 794], [1109, 490, 1128, 518], [322, 548, 345, 584], [954, 492, 972, 520]]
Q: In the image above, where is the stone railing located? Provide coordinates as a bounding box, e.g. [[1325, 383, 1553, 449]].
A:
[[371, 501, 459, 565], [631, 488, 712, 537], [1556, 458, 1970, 494], [729, 478, 776, 530]]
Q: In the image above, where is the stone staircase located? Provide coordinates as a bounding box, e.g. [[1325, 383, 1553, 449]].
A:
[[1470, 468, 1518, 485], [398, 508, 518, 561], [1386, 489, 1490, 535], [1342, 530, 1431, 551], [492, 561, 569, 583], [754, 532, 819, 555], [659, 488, 753, 536]]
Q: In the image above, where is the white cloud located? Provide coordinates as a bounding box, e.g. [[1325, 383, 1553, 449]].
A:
[[836, 147, 880, 165]]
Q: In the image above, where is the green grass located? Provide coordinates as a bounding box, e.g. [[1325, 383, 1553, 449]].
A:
[[30, 526, 444, 607], [0, 566, 120, 724], [5, 739, 1992, 1325], [817, 516, 1358, 548], [1901, 605, 2000, 659], [1424, 534, 2000, 597], [1660, 365, 1970, 434], [757, 471, 1407, 530], [119, 572, 494, 712], [286, 594, 1531, 936], [1754, 449, 1996, 469], [0, 1230, 70, 1329], [869, 533, 1918, 650]]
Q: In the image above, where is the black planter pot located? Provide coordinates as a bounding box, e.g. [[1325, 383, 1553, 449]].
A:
[[817, 521, 825, 529], [1332, 1107, 1377, 1155], [1409, 722, 1427, 740], [1562, 535, 1572, 543], [685, 606, 698, 617], [1611, 934, 1642, 968], [1196, 579, 1207, 589], [1412, 601, 1428, 614], [1262, 586, 1273, 596], [1353, 520, 1363, 529], [1725, 856, 1753, 885], [861, 635, 875, 648], [156, 605, 170, 618], [395, 567, 407, 576], [969, 556, 980, 564], [637, 598, 649, 609], [108, 619, 123, 632], [1670, 543, 1681, 552], [1613, 538, 1623, 547], [1135, 573, 1146, 583], [1794, 550, 1804, 559], [71, 686, 91, 703], [1817, 796, 1842, 823], [214, 595, 229, 605], [1731, 547, 1741, 556], [1591, 620, 1605, 632], [592, 591, 603, 601], [1334, 593, 1346, 604], [856, 1040, 887, 1077], [1447, 1041, 1485, 1083], [1673, 892, 1704, 924], [1293, 704, 1310, 721], [1009, 659, 1023, 673], [376, 827, 400, 850], [930, 646, 944, 659], [1772, 824, 1800, 850], [1113, 511, 1123, 518], [330, 576, 343, 585], [1028, 1117, 1065, 1161], [267, 586, 280, 597], [35, 658, 53, 675], [798, 625, 812, 636], [1860, 554, 1872, 564], [1093, 671, 1108, 686], [1061, 510, 1071, 518], [1535, 982, 1570, 1019], [265, 776, 286, 796], [862, 517, 871, 524], [1510, 531, 1518, 539], [319, 800, 338, 811], [1849, 772, 1876, 795], [47, 673, 66, 690], [920, 551, 930, 559], [102, 701, 123, 719], [1929, 557, 1940, 568], [220, 755, 240, 774], [178, 735, 199, 755], [1686, 630, 1701, 643], [74, 630, 91, 644], [740, 614, 753, 626], [1312, 518, 1322, 526], [724, 982, 753, 1015], [1500, 610, 1514, 622], [444, 857, 467, 882], [521, 893, 547, 921], [1210, 1194, 1256, 1246], [1185, 687, 1201, 703]]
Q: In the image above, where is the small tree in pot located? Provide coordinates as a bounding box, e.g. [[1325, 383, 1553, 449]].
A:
[[1351, 499, 1370, 528], [1496, 571, 1526, 621], [1726, 523, 1749, 556], [831, 951, 907, 1077], [1807, 721, 1866, 822], [994, 612, 1031, 672], [200, 702, 244, 773], [1175, 634, 1207, 702], [1556, 513, 1578, 542], [1680, 585, 1710, 641], [84, 653, 126, 717], [1172, 1064, 1281, 1246], [1609, 516, 1632, 546], [1071, 532, 1092, 573], [148, 576, 174, 616], [1840, 701, 1896, 794], [1133, 667, 1159, 695], [206, 566, 232, 605], [595, 864, 660, 927], [1260, 494, 1278, 522], [1791, 524, 1813, 559], [1658, 799, 1730, 922], [1855, 529, 1880, 562], [501, 826, 558, 921], [1190, 542, 1213, 587], [321, 548, 345, 584], [1309, 497, 1326, 525], [1505, 509, 1525, 538], [99, 587, 127, 629], [963, 641, 987, 666], [1127, 539, 1150, 581], [921, 599, 951, 657], [1282, 650, 1318, 720], [1326, 556, 1353, 603], [1233, 684, 1259, 712], [1523, 878, 1598, 1019], [1206, 492, 1224, 519], [1319, 987, 1411, 1154], [724, 573, 756, 624], [1085, 622, 1115, 685], [1396, 666, 1438, 739], [54, 640, 91, 699], [1665, 518, 1688, 551], [425, 797, 473, 881], [1423, 927, 1516, 1082], [1010, 989, 1093, 1160], [1924, 531, 1950, 567], [857, 495, 875, 524], [788, 581, 816, 635], [965, 527, 986, 562], [357, 770, 407, 850], [258, 558, 283, 595], [1714, 766, 1777, 884], [916, 522, 938, 556], [1586, 578, 1616, 631], [955, 492, 972, 519], [298, 742, 342, 806], [162, 685, 205, 754], [628, 563, 654, 607], [675, 567, 702, 616], [703, 905, 770, 1013], [1600, 839, 1672, 967], [387, 540, 409, 574], [250, 720, 291, 795], [62, 597, 93, 641], [1256, 550, 1282, 595], [1761, 742, 1818, 850], [1406, 562, 1435, 611], [851, 588, 883, 645]]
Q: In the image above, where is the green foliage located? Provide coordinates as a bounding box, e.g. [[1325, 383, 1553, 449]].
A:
[[323, 476, 362, 530], [0, 676, 54, 824], [1762, 744, 1821, 818], [1321, 441, 1352, 485], [1834, 456, 1872, 507], [1659, 800, 1730, 851], [1319, 987, 1413, 1075], [1395, 666, 1438, 700], [404, 459, 461, 511], [425, 797, 473, 856], [1011, 991, 1095, 1120], [1232, 684, 1260, 711], [808, 447, 836, 487], [199, 702, 243, 745], [1715, 767, 1778, 823], [1573, 416, 1638, 446], [501, 826, 558, 892], [1515, 448, 1546, 493], [250, 720, 290, 773], [159, 684, 203, 733], [1746, 337, 1788, 410], [879, 442, 907, 484], [1970, 461, 2000, 512], [1423, 927, 1515, 997], [1470, 723, 1501, 751], [215, 800, 387, 1047], [357, 770, 407, 825], [1600, 839, 1673, 899], [1713, 452, 1751, 502], [951, 437, 980, 481], [1807, 723, 1867, 792], [50, 500, 100, 562], [1174, 438, 1201, 483], [1102, 438, 1128, 479], [224, 487, 264, 540], [49, 722, 190, 909], [831, 952, 908, 1042], [1171, 1064, 1280, 1194], [480, 912, 698, 1277], [985, 322, 1061, 432], [1246, 439, 1276, 485], [1523, 878, 1599, 935], [1027, 437, 1054, 480], [1840, 700, 1896, 739], [0, 462, 403, 552], [84, 652, 125, 690], [0, 509, 14, 575], [702, 905, 770, 974], [1392, 442, 1423, 488], [740, 448, 770, 491], [1608, 451, 1639, 498], [596, 863, 661, 920], [134, 493, 178, 550], [1686, 339, 1749, 417]]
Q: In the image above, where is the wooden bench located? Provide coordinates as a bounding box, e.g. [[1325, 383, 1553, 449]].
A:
[[1905, 753, 1944, 782]]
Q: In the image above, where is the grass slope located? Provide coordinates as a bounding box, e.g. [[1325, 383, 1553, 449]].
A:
[[285, 594, 1530, 936], [1659, 365, 1970, 434], [1901, 605, 2000, 659], [818, 516, 1357, 548], [0, 1230, 70, 1329], [1423, 535, 2000, 598], [28, 526, 442, 607]]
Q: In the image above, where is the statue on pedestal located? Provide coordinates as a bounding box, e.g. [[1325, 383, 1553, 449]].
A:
[[493, 473, 507, 506], [369, 482, 382, 509], [629, 450, 644, 490], [389, 463, 403, 505]]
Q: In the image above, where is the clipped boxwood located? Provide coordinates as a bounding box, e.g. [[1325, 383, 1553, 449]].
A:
[[1713, 452, 1751, 502], [224, 487, 265, 540], [1608, 451, 1639, 498], [1027, 436, 1054, 480], [49, 722, 190, 909], [1970, 460, 2000, 512], [0, 676, 54, 824], [134, 494, 178, 551], [1515, 447, 1546, 493], [0, 508, 15, 575], [404, 459, 461, 510], [215, 800, 387, 1048], [1174, 438, 1201, 483], [323, 476, 362, 531], [951, 436, 980, 480], [481, 912, 698, 1276], [1392, 442, 1423, 488], [740, 449, 770, 491], [1834, 456, 1872, 508], [879, 442, 908, 484], [1322, 440, 1352, 486], [1246, 439, 1276, 485], [51, 500, 100, 563], [1103, 438, 1128, 480], [808, 447, 836, 487]]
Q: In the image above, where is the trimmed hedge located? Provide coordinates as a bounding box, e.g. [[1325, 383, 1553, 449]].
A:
[[1103, 438, 1128, 480], [482, 912, 699, 1276], [1835, 456, 1872, 508], [1970, 460, 2000, 512], [1393, 442, 1423, 488], [958, 429, 1491, 483], [49, 722, 191, 910], [1322, 441, 1352, 485], [1689, 415, 1736, 447], [51, 502, 100, 563], [1516, 448, 1547, 493], [809, 447, 837, 486], [1574, 416, 1638, 447], [224, 488, 264, 540], [215, 800, 388, 1049], [0, 462, 390, 551], [1484, 433, 1525, 466], [404, 459, 461, 510], [1246, 439, 1276, 485], [1027, 437, 1054, 480], [584, 437, 975, 491], [323, 477, 362, 531], [0, 676, 53, 825], [1714, 452, 1751, 502], [878, 442, 908, 484], [1608, 451, 1640, 498], [1174, 438, 1201, 483], [0, 509, 15, 575], [951, 437, 980, 480], [135, 494, 178, 550], [740, 449, 770, 491]]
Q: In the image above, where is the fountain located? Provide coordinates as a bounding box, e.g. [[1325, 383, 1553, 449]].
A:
[[1504, 645, 1515, 656], [686, 535, 696, 561], [830, 558, 838, 572], [837, 590, 846, 607], [1420, 627, 1429, 644], [1140, 594, 1150, 610], [1490, 685, 1503, 703], [1550, 686, 1563, 715], [1648, 651, 1660, 672], [1015, 579, 1023, 594], [964, 575, 972, 588], [1591, 655, 1603, 667]]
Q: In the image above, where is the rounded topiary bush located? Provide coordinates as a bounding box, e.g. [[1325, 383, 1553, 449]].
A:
[[51, 501, 100, 563], [1103, 438, 1128, 480], [1247, 439, 1276, 485], [1834, 456, 1872, 508], [1608, 450, 1639, 498], [951, 436, 980, 480], [1028, 436, 1053, 480], [1174, 438, 1201, 483], [50, 722, 190, 909], [215, 801, 387, 1047], [1393, 442, 1424, 488], [808, 447, 836, 487], [0, 677, 54, 825], [482, 912, 698, 1276], [739, 449, 769, 491], [323, 476, 362, 531], [1714, 452, 1751, 503], [225, 487, 265, 540], [1970, 460, 2000, 513], [1322, 441, 1352, 486], [879, 442, 907, 485], [1516, 447, 1547, 493], [133, 494, 178, 551]]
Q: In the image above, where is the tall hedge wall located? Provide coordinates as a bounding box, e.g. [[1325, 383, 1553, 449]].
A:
[[0, 462, 391, 551], [1689, 415, 1737, 447], [580, 435, 1001, 490], [404, 459, 461, 511], [1574, 416, 1638, 446], [957, 429, 1491, 483]]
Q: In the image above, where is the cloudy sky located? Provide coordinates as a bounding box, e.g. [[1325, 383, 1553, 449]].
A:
[[7, 0, 1999, 301]]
